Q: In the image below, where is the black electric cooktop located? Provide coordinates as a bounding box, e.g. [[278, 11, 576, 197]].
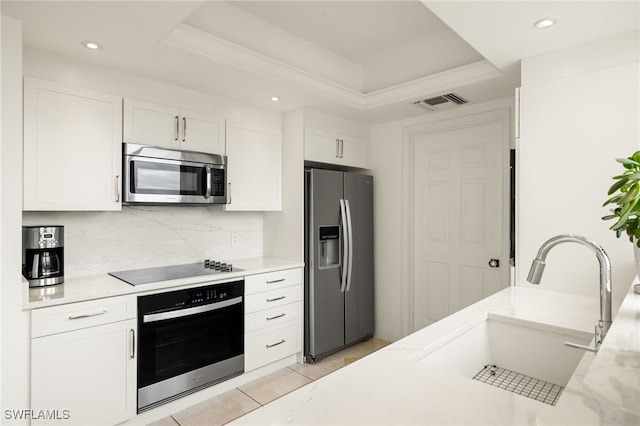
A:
[[109, 260, 240, 286]]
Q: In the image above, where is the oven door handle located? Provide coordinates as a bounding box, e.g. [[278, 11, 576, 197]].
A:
[[143, 296, 242, 323]]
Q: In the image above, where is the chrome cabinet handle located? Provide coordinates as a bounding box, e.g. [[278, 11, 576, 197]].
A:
[[339, 139, 344, 158], [266, 339, 285, 349], [182, 117, 187, 142], [266, 278, 285, 284], [130, 329, 135, 359], [68, 309, 108, 320], [227, 182, 232, 204], [266, 296, 286, 302], [335, 138, 340, 158], [174, 116, 179, 141], [266, 313, 286, 321], [115, 175, 120, 202]]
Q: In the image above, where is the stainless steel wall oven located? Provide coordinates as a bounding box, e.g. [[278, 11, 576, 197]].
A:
[[137, 279, 244, 412]]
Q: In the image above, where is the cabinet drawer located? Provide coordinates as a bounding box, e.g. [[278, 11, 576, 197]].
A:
[[245, 301, 301, 333], [245, 321, 300, 372], [32, 295, 136, 338], [245, 285, 301, 314], [245, 268, 302, 294]]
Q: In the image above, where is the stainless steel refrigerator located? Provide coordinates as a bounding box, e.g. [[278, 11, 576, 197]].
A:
[[304, 168, 374, 363]]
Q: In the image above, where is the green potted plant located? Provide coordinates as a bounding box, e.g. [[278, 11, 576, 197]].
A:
[[602, 151, 640, 245]]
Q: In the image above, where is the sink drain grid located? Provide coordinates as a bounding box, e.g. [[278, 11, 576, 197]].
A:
[[472, 365, 564, 406]]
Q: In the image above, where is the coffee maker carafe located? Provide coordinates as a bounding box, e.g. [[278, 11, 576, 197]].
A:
[[22, 226, 64, 287]]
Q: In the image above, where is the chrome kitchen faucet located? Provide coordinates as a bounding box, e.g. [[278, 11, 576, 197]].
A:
[[527, 234, 612, 352]]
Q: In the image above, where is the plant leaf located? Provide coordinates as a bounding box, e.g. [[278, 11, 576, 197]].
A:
[[608, 177, 629, 195], [612, 197, 640, 230], [619, 184, 639, 204], [603, 194, 623, 206], [616, 157, 640, 166]]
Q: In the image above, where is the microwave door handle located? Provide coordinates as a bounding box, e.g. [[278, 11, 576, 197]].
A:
[[205, 165, 212, 199]]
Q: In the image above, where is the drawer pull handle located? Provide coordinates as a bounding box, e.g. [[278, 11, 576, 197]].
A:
[[266, 313, 286, 321], [266, 296, 286, 302], [266, 339, 286, 349], [68, 309, 108, 320], [266, 278, 285, 284]]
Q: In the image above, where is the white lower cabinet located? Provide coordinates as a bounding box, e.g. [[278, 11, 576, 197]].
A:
[[244, 268, 303, 372], [30, 296, 137, 425]]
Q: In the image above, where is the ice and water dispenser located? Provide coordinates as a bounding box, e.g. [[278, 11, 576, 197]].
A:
[[318, 226, 340, 268]]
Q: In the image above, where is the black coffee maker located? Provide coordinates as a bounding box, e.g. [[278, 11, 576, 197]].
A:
[[22, 225, 64, 287]]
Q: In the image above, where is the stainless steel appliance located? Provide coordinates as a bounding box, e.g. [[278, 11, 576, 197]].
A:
[[109, 259, 239, 286], [22, 225, 64, 287], [123, 143, 227, 205], [137, 279, 244, 412], [304, 169, 374, 362]]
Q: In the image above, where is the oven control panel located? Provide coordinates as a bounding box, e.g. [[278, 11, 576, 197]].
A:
[[188, 287, 231, 304], [138, 279, 244, 313]]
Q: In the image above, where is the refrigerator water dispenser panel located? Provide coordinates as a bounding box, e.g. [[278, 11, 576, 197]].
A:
[[318, 226, 341, 269]]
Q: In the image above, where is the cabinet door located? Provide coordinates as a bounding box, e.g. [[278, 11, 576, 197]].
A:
[[181, 109, 226, 155], [304, 127, 341, 164], [304, 126, 369, 169], [123, 98, 180, 149], [340, 134, 368, 168], [23, 77, 122, 211], [31, 319, 136, 425], [226, 123, 282, 211]]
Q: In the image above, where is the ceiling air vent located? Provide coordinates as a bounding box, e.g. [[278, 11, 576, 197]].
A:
[[413, 93, 470, 111]]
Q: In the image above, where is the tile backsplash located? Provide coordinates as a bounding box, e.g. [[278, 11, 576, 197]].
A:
[[23, 206, 263, 278]]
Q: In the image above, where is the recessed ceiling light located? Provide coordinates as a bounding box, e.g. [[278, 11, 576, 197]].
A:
[[82, 40, 102, 50], [271, 96, 280, 102], [534, 18, 556, 29]]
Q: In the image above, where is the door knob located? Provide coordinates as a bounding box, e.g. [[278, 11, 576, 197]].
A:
[[488, 259, 500, 268]]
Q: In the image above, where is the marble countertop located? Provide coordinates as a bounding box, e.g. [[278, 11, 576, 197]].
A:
[[23, 257, 304, 310], [231, 284, 640, 425]]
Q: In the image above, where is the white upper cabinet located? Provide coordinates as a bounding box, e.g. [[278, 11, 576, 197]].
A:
[[23, 77, 122, 211], [123, 98, 225, 155], [226, 122, 282, 211], [303, 110, 369, 169]]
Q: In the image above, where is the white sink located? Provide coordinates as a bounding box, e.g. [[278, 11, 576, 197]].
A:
[[416, 313, 593, 387]]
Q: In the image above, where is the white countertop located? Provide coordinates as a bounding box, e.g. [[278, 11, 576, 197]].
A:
[[231, 284, 640, 425], [23, 257, 304, 309]]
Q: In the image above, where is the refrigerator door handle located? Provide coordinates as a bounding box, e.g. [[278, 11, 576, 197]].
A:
[[345, 199, 354, 292], [339, 199, 349, 293]]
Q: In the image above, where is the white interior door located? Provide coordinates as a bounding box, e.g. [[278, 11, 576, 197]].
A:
[[412, 121, 508, 331]]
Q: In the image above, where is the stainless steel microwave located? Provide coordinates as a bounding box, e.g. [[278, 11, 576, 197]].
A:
[[123, 143, 227, 205]]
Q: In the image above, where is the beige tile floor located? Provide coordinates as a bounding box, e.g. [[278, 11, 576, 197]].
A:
[[148, 338, 389, 426]]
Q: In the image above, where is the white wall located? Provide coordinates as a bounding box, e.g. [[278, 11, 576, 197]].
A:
[[23, 208, 262, 277], [21, 46, 288, 276], [370, 97, 514, 342], [517, 30, 640, 305], [263, 109, 304, 262], [1, 16, 30, 424]]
